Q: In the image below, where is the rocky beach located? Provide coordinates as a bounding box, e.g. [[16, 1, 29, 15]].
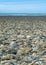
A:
[[0, 16, 46, 65]]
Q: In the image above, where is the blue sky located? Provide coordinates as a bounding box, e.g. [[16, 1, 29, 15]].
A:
[[0, 0, 46, 13]]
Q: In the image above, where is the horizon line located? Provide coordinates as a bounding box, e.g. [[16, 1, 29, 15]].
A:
[[0, 13, 46, 16]]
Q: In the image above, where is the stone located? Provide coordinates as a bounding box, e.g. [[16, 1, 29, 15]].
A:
[[17, 46, 31, 56], [23, 55, 32, 62], [28, 62, 35, 65], [23, 47, 31, 54], [4, 63, 10, 65], [0, 17, 46, 65], [26, 35, 31, 38], [20, 62, 27, 65], [17, 34, 25, 39], [39, 57, 46, 61], [1, 54, 15, 60]]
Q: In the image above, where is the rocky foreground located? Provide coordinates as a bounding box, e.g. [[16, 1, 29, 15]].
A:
[[0, 16, 46, 65]]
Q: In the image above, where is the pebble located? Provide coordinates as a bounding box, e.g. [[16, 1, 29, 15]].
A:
[[4, 63, 10, 65], [28, 62, 35, 65], [23, 56, 32, 62], [9, 41, 17, 48], [0, 16, 46, 65], [26, 35, 31, 39], [17, 46, 31, 56]]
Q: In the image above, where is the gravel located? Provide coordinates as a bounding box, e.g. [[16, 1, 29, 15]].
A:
[[0, 16, 46, 65]]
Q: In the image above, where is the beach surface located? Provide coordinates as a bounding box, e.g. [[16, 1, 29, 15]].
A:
[[0, 16, 46, 65]]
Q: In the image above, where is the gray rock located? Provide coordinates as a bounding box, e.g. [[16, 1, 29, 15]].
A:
[[23, 56, 32, 62]]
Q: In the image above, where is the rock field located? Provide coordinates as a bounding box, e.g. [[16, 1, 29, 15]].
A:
[[0, 16, 46, 65]]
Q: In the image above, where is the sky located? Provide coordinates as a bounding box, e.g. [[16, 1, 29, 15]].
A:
[[0, 0, 46, 14]]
